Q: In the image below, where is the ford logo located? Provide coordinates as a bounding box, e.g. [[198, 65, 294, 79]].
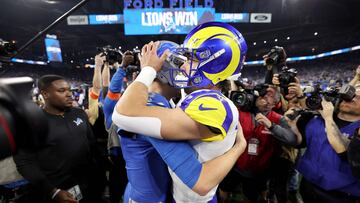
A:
[[254, 15, 268, 21]]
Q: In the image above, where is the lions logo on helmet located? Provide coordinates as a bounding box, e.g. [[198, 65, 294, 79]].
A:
[[170, 22, 247, 89]]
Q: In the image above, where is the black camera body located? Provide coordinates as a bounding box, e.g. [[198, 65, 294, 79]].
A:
[[305, 84, 356, 110], [264, 46, 285, 65], [278, 67, 297, 88], [97, 45, 123, 65], [0, 77, 48, 160], [131, 48, 141, 66], [230, 84, 269, 112]]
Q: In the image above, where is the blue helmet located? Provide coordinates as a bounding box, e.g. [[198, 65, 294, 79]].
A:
[[155, 40, 180, 87]]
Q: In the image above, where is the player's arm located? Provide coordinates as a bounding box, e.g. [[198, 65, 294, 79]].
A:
[[192, 125, 246, 195], [147, 125, 246, 195], [112, 41, 215, 140]]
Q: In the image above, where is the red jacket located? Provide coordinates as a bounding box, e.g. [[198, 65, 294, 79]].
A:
[[236, 110, 282, 175]]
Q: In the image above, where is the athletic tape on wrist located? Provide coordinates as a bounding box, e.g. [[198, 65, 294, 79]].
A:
[[134, 66, 157, 88]]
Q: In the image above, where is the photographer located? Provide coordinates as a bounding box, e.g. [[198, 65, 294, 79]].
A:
[[102, 50, 136, 203], [264, 46, 306, 112], [272, 74, 307, 111], [263, 46, 305, 203], [287, 88, 360, 202], [219, 85, 298, 203]]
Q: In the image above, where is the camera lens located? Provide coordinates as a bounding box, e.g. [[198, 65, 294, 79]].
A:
[[306, 95, 322, 110], [235, 93, 246, 106]]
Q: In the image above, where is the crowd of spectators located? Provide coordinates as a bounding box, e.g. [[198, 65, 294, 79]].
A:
[[0, 45, 359, 203]]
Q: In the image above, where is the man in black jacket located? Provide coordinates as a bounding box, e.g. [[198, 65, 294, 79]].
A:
[[14, 75, 103, 203]]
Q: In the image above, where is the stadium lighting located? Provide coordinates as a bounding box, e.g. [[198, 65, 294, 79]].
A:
[[70, 60, 73, 63], [264, 41, 267, 44], [43, 0, 59, 4], [253, 42, 256, 45], [314, 32, 318, 36], [274, 38, 278, 42], [287, 37, 290, 40], [86, 59, 89, 62]]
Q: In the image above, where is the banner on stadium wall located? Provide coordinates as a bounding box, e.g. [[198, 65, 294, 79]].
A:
[[214, 13, 249, 23], [89, 14, 123, 25], [67, 15, 89, 25], [250, 13, 271, 23], [124, 8, 215, 35]]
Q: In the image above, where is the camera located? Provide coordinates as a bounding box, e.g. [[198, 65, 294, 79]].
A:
[[305, 84, 356, 110], [278, 67, 297, 88], [0, 39, 17, 57], [131, 47, 141, 66], [0, 77, 48, 160], [230, 83, 269, 112], [97, 45, 123, 65], [264, 46, 286, 66]]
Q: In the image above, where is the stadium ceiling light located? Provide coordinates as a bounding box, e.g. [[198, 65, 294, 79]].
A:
[[43, 0, 59, 4], [70, 60, 73, 63], [274, 38, 278, 42], [253, 42, 256, 45], [264, 41, 267, 44], [287, 37, 290, 40], [314, 32, 318, 36]]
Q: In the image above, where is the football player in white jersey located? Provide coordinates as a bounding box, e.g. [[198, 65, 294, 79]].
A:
[[113, 22, 247, 202]]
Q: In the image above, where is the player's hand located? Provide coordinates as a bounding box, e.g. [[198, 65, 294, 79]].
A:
[[234, 124, 246, 153], [140, 41, 167, 72]]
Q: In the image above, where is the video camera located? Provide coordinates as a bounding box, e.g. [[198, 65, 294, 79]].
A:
[[230, 81, 269, 112], [305, 84, 356, 110], [0, 77, 48, 160]]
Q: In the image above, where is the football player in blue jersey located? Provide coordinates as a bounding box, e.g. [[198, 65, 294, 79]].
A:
[[111, 41, 246, 203], [113, 22, 247, 202]]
